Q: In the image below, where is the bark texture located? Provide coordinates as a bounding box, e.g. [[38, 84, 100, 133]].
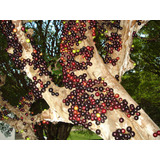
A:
[[1, 20, 159, 140]]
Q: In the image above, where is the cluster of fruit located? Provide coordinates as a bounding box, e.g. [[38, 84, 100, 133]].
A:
[[112, 126, 135, 140], [0, 20, 58, 100], [59, 20, 141, 137]]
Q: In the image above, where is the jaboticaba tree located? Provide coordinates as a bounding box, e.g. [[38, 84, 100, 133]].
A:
[[0, 20, 160, 140], [59, 20, 149, 139]]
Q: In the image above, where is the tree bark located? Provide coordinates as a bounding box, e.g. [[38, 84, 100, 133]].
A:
[[1, 20, 160, 140]]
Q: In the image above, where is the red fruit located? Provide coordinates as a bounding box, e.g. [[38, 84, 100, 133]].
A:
[[114, 105, 118, 109], [87, 46, 90, 50], [76, 117, 80, 121], [153, 133, 157, 137], [115, 94, 119, 98], [29, 92, 32, 95], [33, 50, 37, 54], [96, 108, 100, 111], [109, 107, 113, 111], [127, 114, 131, 118], [91, 117, 94, 121], [70, 76, 73, 80], [136, 112, 141, 116], [82, 106, 86, 110], [91, 99, 95, 103], [91, 113, 95, 117], [97, 117, 101, 121], [102, 103, 106, 107], [157, 130, 160, 135], [42, 120, 46, 124], [118, 105, 121, 109], [122, 129, 125, 133], [33, 76, 37, 80], [102, 109, 106, 113], [21, 26, 25, 31], [73, 110, 78, 114], [95, 92, 100, 96]]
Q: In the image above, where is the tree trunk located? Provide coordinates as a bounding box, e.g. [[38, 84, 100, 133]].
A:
[[1, 20, 160, 140]]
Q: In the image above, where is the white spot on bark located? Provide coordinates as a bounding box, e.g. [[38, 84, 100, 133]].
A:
[[128, 31, 131, 36], [45, 108, 63, 122], [100, 121, 112, 140], [24, 65, 33, 80], [145, 124, 154, 136], [137, 116, 143, 126]]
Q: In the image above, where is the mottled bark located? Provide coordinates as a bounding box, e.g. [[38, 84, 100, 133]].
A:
[[4, 20, 160, 140]]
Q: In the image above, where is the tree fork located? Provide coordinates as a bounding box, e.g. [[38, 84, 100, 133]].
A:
[[63, 20, 160, 140], [1, 20, 159, 140]]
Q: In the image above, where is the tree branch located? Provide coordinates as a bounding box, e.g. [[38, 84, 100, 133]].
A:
[[70, 25, 160, 139], [11, 20, 70, 124], [105, 20, 149, 81], [2, 20, 159, 140]]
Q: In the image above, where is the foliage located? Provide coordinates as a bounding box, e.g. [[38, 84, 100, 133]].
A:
[[121, 20, 160, 126]]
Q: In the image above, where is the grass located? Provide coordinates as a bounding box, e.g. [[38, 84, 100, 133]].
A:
[[67, 127, 103, 140]]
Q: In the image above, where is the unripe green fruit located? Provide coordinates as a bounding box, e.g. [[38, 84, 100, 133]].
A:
[[26, 39, 30, 43]]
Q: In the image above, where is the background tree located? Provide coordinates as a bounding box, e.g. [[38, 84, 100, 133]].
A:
[[0, 20, 159, 140]]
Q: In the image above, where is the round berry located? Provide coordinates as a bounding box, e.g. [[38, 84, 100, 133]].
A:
[[127, 126, 132, 132], [153, 133, 157, 137], [49, 88, 53, 92], [130, 131, 135, 137], [157, 130, 160, 135], [96, 129, 101, 135], [134, 116, 139, 120], [119, 118, 124, 123]]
